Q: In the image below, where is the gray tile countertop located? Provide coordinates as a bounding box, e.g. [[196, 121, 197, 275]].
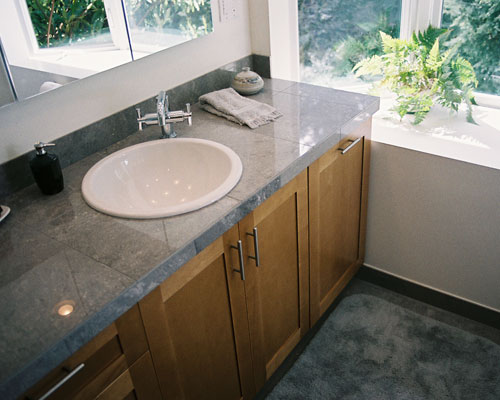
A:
[[0, 79, 379, 399]]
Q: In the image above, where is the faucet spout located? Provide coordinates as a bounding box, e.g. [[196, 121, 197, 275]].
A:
[[160, 123, 175, 139], [136, 91, 192, 139], [157, 91, 167, 127]]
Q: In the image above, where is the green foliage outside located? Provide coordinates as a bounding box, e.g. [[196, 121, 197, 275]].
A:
[[334, 12, 399, 77], [298, 0, 401, 77], [299, 0, 499, 98], [27, 0, 108, 48], [125, 0, 212, 39], [26, 0, 212, 49], [442, 0, 500, 95], [354, 27, 478, 124]]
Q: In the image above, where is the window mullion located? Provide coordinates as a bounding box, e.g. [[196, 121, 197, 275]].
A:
[[15, 0, 40, 54], [400, 0, 443, 40], [400, 0, 418, 40], [102, 0, 131, 50], [425, 0, 443, 28]]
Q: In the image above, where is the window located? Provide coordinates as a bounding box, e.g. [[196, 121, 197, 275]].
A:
[[24, 0, 213, 54], [441, 0, 500, 96], [6, 0, 133, 79], [122, 0, 213, 59], [298, 0, 402, 89], [298, 0, 500, 103], [26, 0, 112, 49]]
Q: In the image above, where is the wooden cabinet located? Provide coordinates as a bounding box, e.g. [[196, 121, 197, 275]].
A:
[[240, 170, 309, 391], [22, 122, 371, 400], [139, 225, 255, 400], [139, 170, 309, 399], [309, 120, 371, 325], [22, 305, 161, 400]]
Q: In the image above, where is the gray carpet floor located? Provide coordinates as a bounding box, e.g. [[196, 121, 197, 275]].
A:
[[266, 294, 500, 399]]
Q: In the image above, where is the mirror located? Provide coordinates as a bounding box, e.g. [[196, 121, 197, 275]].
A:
[[0, 0, 213, 104]]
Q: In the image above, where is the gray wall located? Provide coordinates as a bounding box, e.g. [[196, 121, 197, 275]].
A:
[[365, 141, 500, 312], [0, 51, 15, 107], [10, 66, 75, 100]]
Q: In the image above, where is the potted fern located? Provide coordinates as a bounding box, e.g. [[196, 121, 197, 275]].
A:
[[353, 26, 478, 124]]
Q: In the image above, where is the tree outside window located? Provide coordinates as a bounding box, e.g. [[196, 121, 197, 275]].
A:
[[26, 0, 109, 48], [442, 0, 500, 96]]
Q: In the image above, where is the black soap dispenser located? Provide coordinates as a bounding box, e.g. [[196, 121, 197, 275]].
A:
[[30, 142, 64, 195]]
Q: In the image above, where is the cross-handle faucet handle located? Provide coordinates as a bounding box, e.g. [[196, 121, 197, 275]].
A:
[[135, 107, 144, 131], [186, 103, 192, 126]]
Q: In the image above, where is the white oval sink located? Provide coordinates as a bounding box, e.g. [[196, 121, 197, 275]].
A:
[[82, 138, 242, 219]]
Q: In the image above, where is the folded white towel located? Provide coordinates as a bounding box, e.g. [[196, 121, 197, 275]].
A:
[[199, 88, 282, 129]]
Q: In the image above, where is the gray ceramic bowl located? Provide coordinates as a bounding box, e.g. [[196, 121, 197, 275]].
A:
[[231, 67, 264, 95]]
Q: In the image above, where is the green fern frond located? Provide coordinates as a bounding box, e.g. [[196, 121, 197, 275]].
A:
[[412, 26, 447, 51], [352, 24, 478, 124], [453, 56, 478, 87], [426, 38, 443, 72], [463, 88, 478, 124], [379, 31, 404, 53], [353, 55, 383, 77]]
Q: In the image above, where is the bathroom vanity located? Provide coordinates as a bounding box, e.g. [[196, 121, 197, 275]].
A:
[[0, 79, 379, 399]]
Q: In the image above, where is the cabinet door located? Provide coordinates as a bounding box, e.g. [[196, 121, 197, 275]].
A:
[[309, 122, 369, 325], [239, 170, 309, 390], [139, 225, 255, 400], [309, 123, 371, 324]]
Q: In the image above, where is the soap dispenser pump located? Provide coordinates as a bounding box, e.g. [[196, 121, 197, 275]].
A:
[[30, 142, 64, 195]]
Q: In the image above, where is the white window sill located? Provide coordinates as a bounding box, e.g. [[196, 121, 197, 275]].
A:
[[17, 49, 134, 79], [372, 96, 500, 171]]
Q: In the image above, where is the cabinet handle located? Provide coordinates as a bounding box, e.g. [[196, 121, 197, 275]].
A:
[[338, 137, 361, 154], [37, 363, 85, 400], [230, 240, 246, 281], [246, 227, 260, 267]]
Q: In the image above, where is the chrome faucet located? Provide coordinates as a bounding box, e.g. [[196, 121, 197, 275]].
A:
[[136, 91, 192, 138]]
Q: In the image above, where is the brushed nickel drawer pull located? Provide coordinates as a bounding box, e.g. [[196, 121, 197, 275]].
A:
[[231, 240, 246, 281], [246, 227, 260, 266], [338, 137, 361, 154], [38, 363, 85, 400]]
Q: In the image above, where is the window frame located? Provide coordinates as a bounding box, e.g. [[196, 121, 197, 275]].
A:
[[400, 0, 443, 40], [17, 0, 131, 53], [2, 0, 132, 78]]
